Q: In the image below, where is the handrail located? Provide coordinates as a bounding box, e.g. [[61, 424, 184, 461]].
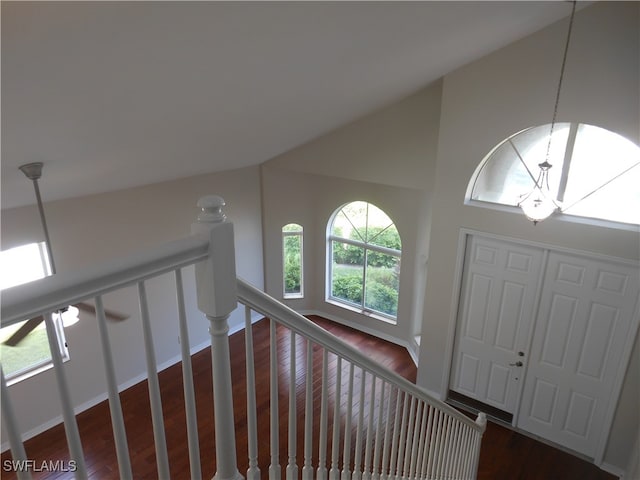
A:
[[1, 235, 210, 327], [237, 277, 485, 433]]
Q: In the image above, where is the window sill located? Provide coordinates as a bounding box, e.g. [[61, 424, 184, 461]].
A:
[[284, 293, 304, 300], [5, 358, 67, 387], [325, 298, 397, 326]]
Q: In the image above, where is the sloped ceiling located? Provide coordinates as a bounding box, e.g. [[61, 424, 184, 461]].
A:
[[1, 1, 575, 209]]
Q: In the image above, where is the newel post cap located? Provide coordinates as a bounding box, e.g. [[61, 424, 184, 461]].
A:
[[196, 195, 227, 224], [191, 195, 237, 318]]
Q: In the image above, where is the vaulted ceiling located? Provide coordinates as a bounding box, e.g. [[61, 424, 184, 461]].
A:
[[2, 1, 576, 209]]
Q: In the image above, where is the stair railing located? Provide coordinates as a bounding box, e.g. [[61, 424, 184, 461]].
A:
[[1, 195, 485, 480], [237, 279, 486, 480]]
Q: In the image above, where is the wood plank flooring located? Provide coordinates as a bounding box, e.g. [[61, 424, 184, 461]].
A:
[[1, 315, 616, 479]]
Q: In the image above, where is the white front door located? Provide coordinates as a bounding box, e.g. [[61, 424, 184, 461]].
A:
[[450, 234, 640, 459], [450, 236, 544, 415], [517, 251, 639, 458]]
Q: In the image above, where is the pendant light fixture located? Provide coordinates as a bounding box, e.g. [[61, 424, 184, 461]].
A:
[[518, 1, 577, 225]]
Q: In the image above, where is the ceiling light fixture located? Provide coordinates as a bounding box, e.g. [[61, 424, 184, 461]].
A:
[[518, 1, 577, 225]]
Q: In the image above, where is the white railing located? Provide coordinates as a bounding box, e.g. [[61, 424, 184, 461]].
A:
[[1, 196, 485, 480]]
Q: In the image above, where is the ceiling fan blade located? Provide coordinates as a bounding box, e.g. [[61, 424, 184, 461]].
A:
[[3, 316, 45, 347], [75, 302, 129, 321]]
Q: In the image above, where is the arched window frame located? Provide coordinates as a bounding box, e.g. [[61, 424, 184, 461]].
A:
[[282, 223, 304, 299], [466, 122, 640, 230], [326, 201, 402, 323]]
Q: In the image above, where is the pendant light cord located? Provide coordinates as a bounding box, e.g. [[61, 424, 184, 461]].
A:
[[543, 0, 577, 166]]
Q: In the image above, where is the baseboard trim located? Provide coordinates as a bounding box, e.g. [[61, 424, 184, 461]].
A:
[[599, 462, 625, 478], [300, 309, 417, 364], [1, 338, 211, 453]]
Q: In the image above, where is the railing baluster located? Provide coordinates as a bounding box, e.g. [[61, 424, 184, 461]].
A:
[[302, 339, 314, 480], [363, 375, 376, 479], [438, 415, 451, 480], [244, 306, 260, 480], [402, 395, 416, 478], [450, 420, 463, 479], [408, 399, 423, 479], [428, 410, 443, 479], [423, 404, 436, 479], [461, 427, 472, 479], [95, 296, 132, 479], [394, 391, 409, 478], [43, 312, 88, 479], [287, 330, 299, 480], [329, 357, 342, 480], [465, 425, 476, 478], [415, 401, 429, 478], [269, 320, 281, 480], [317, 349, 329, 480], [380, 386, 394, 480], [372, 381, 385, 480], [138, 281, 170, 479], [0, 368, 32, 480], [175, 270, 202, 480], [341, 363, 355, 480], [388, 390, 402, 480], [437, 415, 453, 479], [351, 369, 366, 480]]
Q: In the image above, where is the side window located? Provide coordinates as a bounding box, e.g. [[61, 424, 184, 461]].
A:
[[327, 201, 401, 322], [282, 223, 304, 298], [0, 242, 71, 384]]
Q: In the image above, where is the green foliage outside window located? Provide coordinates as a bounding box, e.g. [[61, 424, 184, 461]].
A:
[[283, 224, 303, 296]]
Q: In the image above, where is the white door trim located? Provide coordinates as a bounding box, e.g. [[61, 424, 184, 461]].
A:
[[443, 228, 640, 464], [594, 295, 640, 466]]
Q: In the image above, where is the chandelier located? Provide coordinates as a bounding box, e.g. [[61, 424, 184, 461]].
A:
[[518, 1, 577, 225]]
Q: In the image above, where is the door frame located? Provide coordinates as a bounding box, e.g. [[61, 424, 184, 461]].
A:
[[442, 228, 640, 465]]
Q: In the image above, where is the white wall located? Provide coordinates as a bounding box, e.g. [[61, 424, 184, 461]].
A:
[[266, 82, 442, 191], [1, 165, 264, 445], [418, 1, 639, 470], [261, 84, 442, 351]]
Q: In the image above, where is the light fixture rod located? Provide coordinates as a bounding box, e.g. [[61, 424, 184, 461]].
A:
[[544, 0, 577, 165], [19, 162, 57, 275]]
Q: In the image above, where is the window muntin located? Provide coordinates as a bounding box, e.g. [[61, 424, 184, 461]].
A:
[[469, 123, 640, 226], [328, 201, 401, 321], [0, 242, 70, 384], [282, 223, 303, 298]]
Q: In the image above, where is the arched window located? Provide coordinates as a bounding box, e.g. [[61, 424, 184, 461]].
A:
[[327, 201, 401, 322], [468, 123, 640, 226], [282, 223, 303, 298]]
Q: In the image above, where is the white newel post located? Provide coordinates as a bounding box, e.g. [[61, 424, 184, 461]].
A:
[[192, 196, 244, 480]]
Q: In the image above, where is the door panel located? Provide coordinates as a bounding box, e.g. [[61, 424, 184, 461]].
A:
[[451, 236, 544, 414], [517, 251, 639, 457]]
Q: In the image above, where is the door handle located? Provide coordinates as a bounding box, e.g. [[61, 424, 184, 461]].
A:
[[509, 361, 523, 367]]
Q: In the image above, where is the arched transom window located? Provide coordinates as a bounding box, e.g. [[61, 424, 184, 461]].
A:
[[468, 123, 640, 226], [327, 201, 401, 322]]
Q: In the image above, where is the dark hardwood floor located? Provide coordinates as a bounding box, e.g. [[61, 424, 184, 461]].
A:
[[1, 315, 616, 479]]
